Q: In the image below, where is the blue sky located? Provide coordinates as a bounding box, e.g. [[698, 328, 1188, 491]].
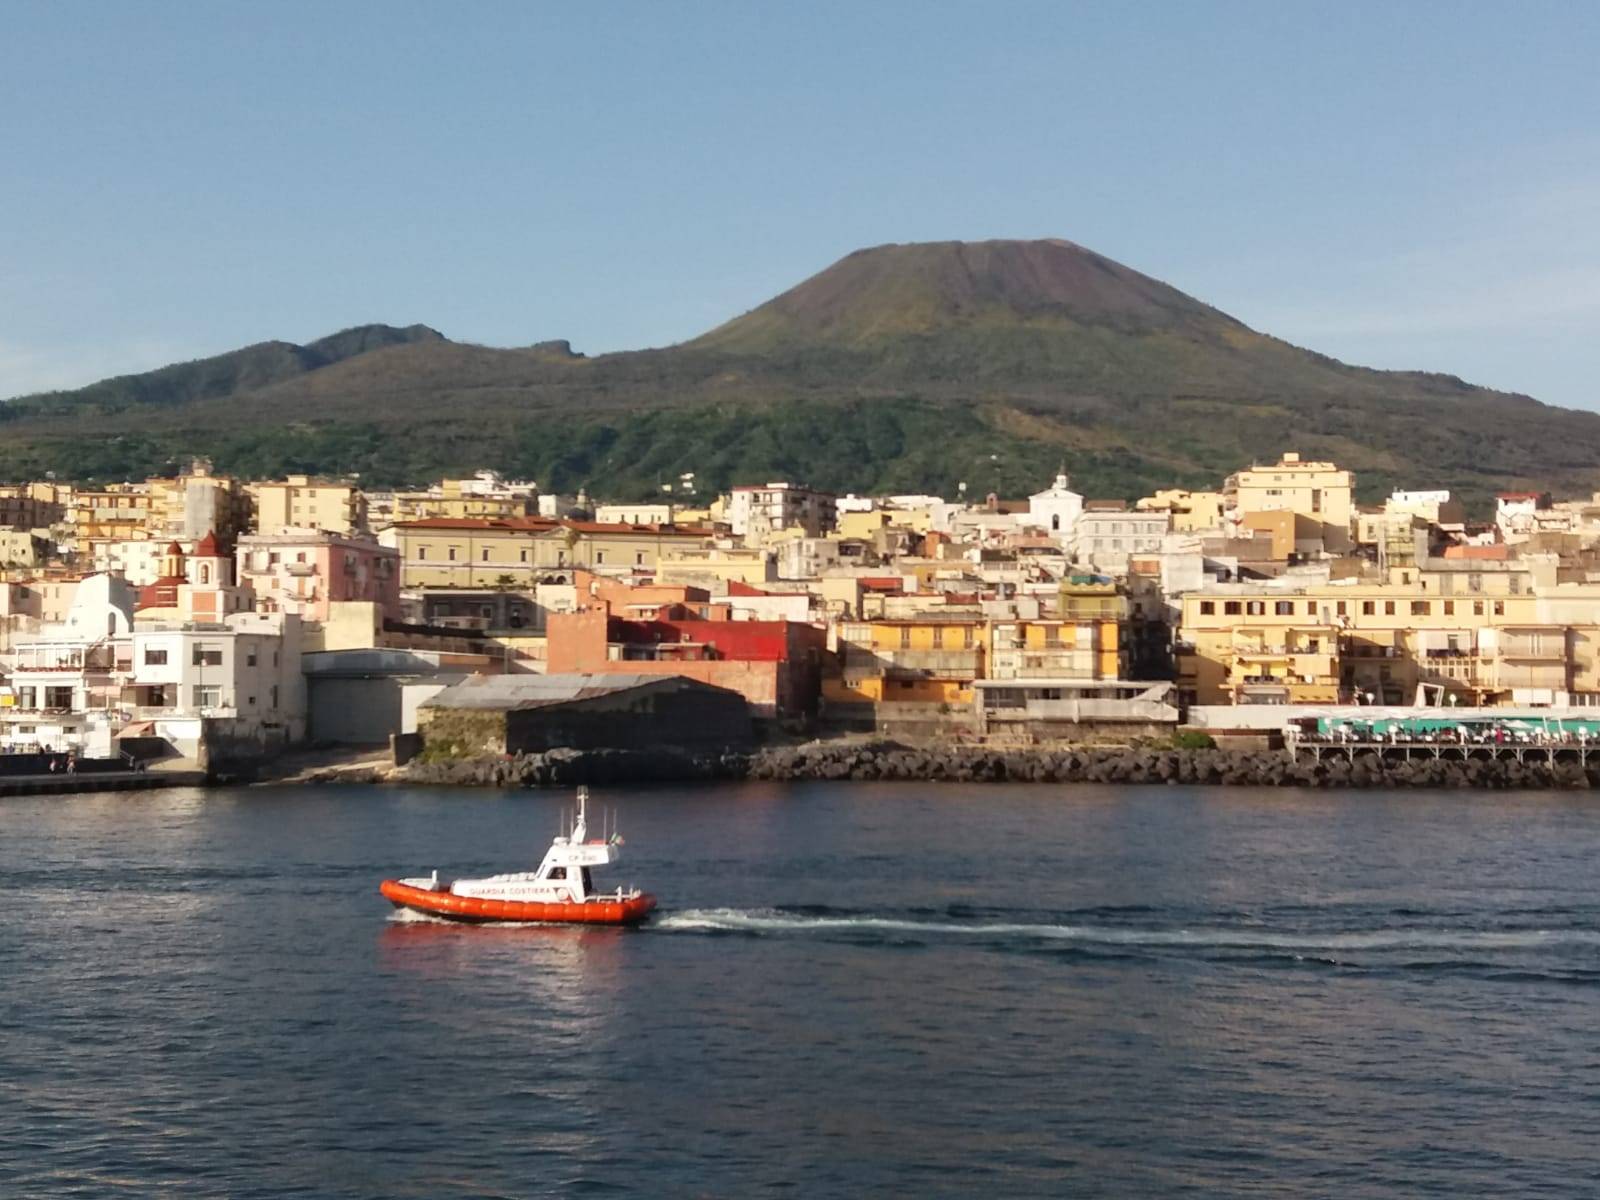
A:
[[2, 1, 1597, 407]]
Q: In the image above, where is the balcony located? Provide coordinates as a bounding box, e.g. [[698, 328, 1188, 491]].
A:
[[988, 649, 1098, 680], [842, 647, 981, 680], [1496, 645, 1566, 662]]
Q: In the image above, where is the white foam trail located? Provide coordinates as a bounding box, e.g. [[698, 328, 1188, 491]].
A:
[[388, 907, 452, 924], [654, 908, 1600, 952]]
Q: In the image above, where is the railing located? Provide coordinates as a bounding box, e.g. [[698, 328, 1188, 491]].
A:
[[843, 648, 982, 678]]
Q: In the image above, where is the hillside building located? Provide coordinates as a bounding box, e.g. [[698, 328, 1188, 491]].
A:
[[1225, 452, 1353, 553]]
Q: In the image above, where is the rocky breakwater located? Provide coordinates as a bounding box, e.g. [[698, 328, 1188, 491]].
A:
[[747, 742, 1598, 789], [399, 746, 751, 788], [381, 741, 1597, 790]]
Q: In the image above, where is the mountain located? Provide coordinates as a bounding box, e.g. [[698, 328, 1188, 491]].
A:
[[0, 241, 1592, 510], [4, 324, 445, 421], [692, 239, 1241, 350]]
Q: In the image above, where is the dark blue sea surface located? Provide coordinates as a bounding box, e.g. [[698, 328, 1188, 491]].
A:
[[3, 782, 1599, 1197]]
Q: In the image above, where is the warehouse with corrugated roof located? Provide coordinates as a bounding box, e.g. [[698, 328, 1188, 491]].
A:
[[416, 672, 751, 755]]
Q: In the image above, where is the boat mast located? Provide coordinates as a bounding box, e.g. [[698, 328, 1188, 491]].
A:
[[573, 785, 589, 843]]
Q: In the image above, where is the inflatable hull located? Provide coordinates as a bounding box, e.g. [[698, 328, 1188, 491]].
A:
[[381, 879, 657, 925]]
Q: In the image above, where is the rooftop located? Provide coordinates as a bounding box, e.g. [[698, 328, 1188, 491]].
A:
[[420, 672, 685, 711]]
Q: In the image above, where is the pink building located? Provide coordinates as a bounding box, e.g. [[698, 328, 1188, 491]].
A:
[[235, 532, 401, 625]]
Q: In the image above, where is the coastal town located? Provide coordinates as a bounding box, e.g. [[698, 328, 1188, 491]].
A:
[[2, 451, 1600, 777]]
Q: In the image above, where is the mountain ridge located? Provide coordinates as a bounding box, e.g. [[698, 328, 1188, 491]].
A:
[[0, 240, 1588, 510]]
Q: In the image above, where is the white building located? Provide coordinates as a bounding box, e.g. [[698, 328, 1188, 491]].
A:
[[92, 537, 190, 587], [0, 574, 136, 755], [776, 537, 842, 581], [1385, 490, 1463, 527], [726, 483, 837, 544], [1496, 492, 1548, 543], [1028, 471, 1085, 541], [1073, 510, 1171, 573], [124, 612, 307, 759]]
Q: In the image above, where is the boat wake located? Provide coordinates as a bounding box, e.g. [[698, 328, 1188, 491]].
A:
[[655, 907, 1600, 962], [388, 907, 453, 924]]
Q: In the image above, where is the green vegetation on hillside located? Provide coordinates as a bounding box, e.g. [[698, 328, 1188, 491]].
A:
[[0, 241, 1592, 512]]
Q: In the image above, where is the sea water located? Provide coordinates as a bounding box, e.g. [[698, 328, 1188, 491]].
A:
[[2, 782, 1598, 1196]]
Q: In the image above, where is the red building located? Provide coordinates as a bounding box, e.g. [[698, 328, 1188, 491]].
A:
[[546, 596, 824, 719]]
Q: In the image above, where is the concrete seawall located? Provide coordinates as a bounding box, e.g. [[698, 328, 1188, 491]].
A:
[[0, 770, 209, 797], [378, 742, 1600, 791]]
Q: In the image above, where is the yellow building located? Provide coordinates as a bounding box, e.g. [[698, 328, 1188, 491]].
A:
[[657, 546, 775, 587], [393, 518, 712, 588], [391, 479, 537, 524], [1136, 489, 1227, 532], [1226, 451, 1353, 553], [1177, 580, 1572, 707], [71, 484, 152, 549], [1355, 510, 1429, 567], [67, 462, 248, 556], [146, 460, 250, 543], [251, 476, 367, 535], [0, 482, 70, 531], [987, 615, 1122, 681], [828, 616, 987, 705], [836, 507, 938, 540]]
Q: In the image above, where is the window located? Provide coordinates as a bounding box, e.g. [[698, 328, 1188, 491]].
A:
[[270, 685, 279, 708], [418, 547, 427, 561], [596, 551, 606, 564], [1224, 601, 1241, 616], [963, 627, 974, 650], [1411, 601, 1430, 616], [1336, 601, 1348, 616], [192, 684, 221, 709], [1494, 601, 1504, 616], [144, 648, 168, 665], [1384, 601, 1396, 615], [17, 686, 36, 709], [1274, 601, 1293, 615], [192, 645, 223, 667], [246, 648, 257, 667], [899, 627, 912, 649], [1200, 601, 1215, 615], [546, 866, 568, 879], [1443, 601, 1455, 616], [635, 552, 645, 566], [933, 626, 945, 649], [1474, 601, 1485, 616], [448, 547, 458, 562], [1246, 601, 1264, 616], [482, 548, 490, 562]]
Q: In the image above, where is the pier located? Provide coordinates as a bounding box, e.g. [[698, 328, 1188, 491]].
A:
[[1289, 735, 1600, 768], [0, 770, 208, 797]]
